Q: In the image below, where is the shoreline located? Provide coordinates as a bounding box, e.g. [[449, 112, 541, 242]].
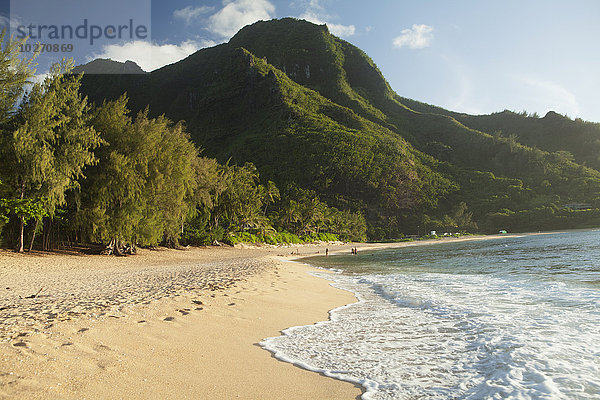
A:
[[0, 231, 557, 398], [0, 250, 363, 399]]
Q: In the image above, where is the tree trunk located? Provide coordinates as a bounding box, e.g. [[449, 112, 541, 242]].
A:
[[114, 238, 123, 256], [17, 181, 25, 252], [46, 219, 52, 250], [18, 216, 24, 253], [28, 218, 39, 252], [56, 219, 60, 250], [42, 217, 51, 251]]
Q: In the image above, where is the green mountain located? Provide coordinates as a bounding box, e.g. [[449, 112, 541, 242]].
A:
[[77, 18, 600, 237], [398, 98, 600, 171]]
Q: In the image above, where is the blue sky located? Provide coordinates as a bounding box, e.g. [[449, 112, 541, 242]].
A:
[[2, 0, 600, 122]]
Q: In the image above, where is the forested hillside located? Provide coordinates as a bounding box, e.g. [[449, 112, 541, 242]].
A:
[[76, 18, 600, 238], [2, 18, 600, 252], [0, 33, 366, 253]]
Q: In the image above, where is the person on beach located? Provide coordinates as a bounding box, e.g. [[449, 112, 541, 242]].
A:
[[326, 248, 329, 256]]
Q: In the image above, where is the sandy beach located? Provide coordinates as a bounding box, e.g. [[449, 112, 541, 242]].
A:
[[0, 235, 517, 399]]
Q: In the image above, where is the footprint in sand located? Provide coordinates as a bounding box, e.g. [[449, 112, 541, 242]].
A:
[[137, 320, 146, 324], [163, 316, 175, 322], [77, 328, 89, 333], [195, 307, 203, 311], [177, 309, 190, 316], [13, 342, 27, 347]]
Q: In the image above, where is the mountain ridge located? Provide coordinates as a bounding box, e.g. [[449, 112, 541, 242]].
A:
[[76, 18, 600, 236], [72, 58, 147, 75]]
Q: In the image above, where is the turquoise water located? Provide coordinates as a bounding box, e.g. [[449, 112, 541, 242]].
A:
[[261, 231, 600, 399]]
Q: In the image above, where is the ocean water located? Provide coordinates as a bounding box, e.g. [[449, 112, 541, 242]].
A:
[[261, 231, 600, 399]]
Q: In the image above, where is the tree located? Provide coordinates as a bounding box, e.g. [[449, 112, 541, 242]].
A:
[[2, 60, 101, 251], [261, 180, 280, 215], [451, 201, 478, 232], [211, 163, 270, 234], [0, 30, 37, 124], [75, 98, 202, 251], [0, 198, 47, 251], [138, 115, 200, 247], [0, 32, 36, 249]]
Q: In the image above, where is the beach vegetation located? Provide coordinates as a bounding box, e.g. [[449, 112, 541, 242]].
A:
[[1, 56, 101, 251], [226, 230, 338, 246], [71, 96, 201, 251], [0, 46, 357, 251]]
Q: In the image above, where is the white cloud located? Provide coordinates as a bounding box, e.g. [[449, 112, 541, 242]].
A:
[[90, 39, 216, 72], [393, 24, 434, 49], [298, 1, 355, 38], [207, 0, 275, 38], [327, 23, 355, 37], [173, 5, 214, 25]]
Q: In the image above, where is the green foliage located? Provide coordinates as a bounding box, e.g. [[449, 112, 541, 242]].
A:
[[6, 61, 102, 213], [210, 162, 271, 233], [0, 58, 101, 250], [0, 198, 47, 223], [453, 110, 600, 171], [0, 30, 37, 124], [180, 225, 224, 246], [226, 230, 338, 246], [271, 186, 366, 241], [79, 12, 600, 237], [479, 206, 600, 233], [74, 97, 200, 247]]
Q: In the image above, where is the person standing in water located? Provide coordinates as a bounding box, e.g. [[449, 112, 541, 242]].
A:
[[326, 248, 329, 256]]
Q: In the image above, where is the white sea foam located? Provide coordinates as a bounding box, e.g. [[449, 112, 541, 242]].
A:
[[262, 234, 600, 399]]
